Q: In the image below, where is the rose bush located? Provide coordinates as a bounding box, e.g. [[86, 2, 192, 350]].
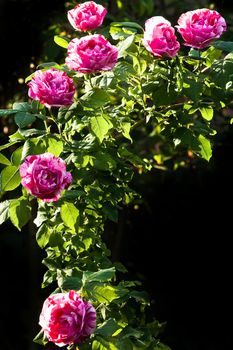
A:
[[39, 290, 96, 347], [143, 16, 180, 58], [0, 2, 232, 350], [65, 34, 118, 73], [28, 68, 76, 107], [67, 1, 107, 32], [176, 8, 227, 49], [20, 153, 72, 202]]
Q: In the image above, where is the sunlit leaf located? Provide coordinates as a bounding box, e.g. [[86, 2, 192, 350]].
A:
[[54, 35, 69, 49], [60, 202, 79, 232], [90, 116, 113, 143], [83, 267, 116, 284], [36, 224, 51, 248], [0, 153, 11, 165], [0, 166, 21, 192], [198, 135, 212, 161], [199, 107, 214, 121], [47, 137, 63, 156], [0, 200, 10, 225], [9, 197, 31, 230]]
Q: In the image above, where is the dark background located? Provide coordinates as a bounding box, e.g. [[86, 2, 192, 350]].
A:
[[0, 1, 232, 350]]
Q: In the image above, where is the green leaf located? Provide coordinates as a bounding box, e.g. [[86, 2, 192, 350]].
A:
[[54, 35, 69, 49], [92, 338, 118, 350], [199, 107, 214, 121], [183, 78, 202, 101], [58, 103, 81, 124], [93, 152, 117, 171], [60, 202, 79, 232], [81, 88, 111, 108], [188, 48, 202, 58], [0, 153, 11, 165], [62, 190, 84, 200], [90, 116, 113, 143], [11, 147, 23, 166], [21, 140, 33, 160], [15, 112, 36, 128], [42, 270, 57, 288], [210, 56, 233, 88], [34, 202, 49, 227], [12, 102, 31, 112], [114, 62, 135, 80], [25, 72, 35, 83], [198, 135, 212, 161], [90, 285, 128, 304], [121, 122, 132, 141], [47, 137, 63, 156], [58, 275, 83, 291], [117, 34, 135, 58], [19, 128, 46, 137], [0, 109, 18, 117], [92, 72, 115, 89], [152, 81, 179, 107], [0, 200, 10, 225], [116, 339, 133, 350], [9, 198, 31, 230], [213, 41, 233, 52], [21, 139, 44, 160], [9, 131, 25, 142], [36, 224, 51, 248], [96, 319, 122, 337], [174, 128, 200, 152], [33, 329, 48, 346], [110, 21, 143, 31], [49, 231, 64, 248], [0, 166, 21, 192], [0, 141, 21, 152], [83, 267, 116, 284], [37, 61, 61, 69]]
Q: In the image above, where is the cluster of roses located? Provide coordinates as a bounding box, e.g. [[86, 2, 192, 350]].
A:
[[18, 1, 227, 348], [143, 8, 226, 58], [27, 2, 227, 110]]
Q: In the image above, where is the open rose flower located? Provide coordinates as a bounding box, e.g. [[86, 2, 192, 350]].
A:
[[176, 8, 227, 49], [68, 1, 107, 31], [20, 153, 72, 202], [28, 68, 76, 107], [142, 16, 180, 58], [65, 34, 118, 73], [39, 291, 96, 347]]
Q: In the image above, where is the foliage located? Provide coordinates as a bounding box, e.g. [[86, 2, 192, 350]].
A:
[[0, 2, 233, 350]]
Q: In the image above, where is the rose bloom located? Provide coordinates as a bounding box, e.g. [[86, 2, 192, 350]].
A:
[[20, 153, 72, 202], [176, 8, 227, 49], [65, 34, 118, 73], [39, 291, 96, 347], [68, 1, 107, 31], [28, 68, 76, 108], [142, 16, 180, 58]]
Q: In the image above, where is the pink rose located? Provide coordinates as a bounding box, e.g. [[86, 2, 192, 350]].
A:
[[28, 68, 76, 108], [39, 291, 96, 347], [176, 8, 227, 49], [142, 16, 180, 58], [65, 34, 118, 73], [68, 1, 107, 32], [20, 153, 72, 202]]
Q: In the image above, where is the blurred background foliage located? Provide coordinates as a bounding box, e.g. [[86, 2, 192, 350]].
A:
[[0, 1, 233, 350]]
